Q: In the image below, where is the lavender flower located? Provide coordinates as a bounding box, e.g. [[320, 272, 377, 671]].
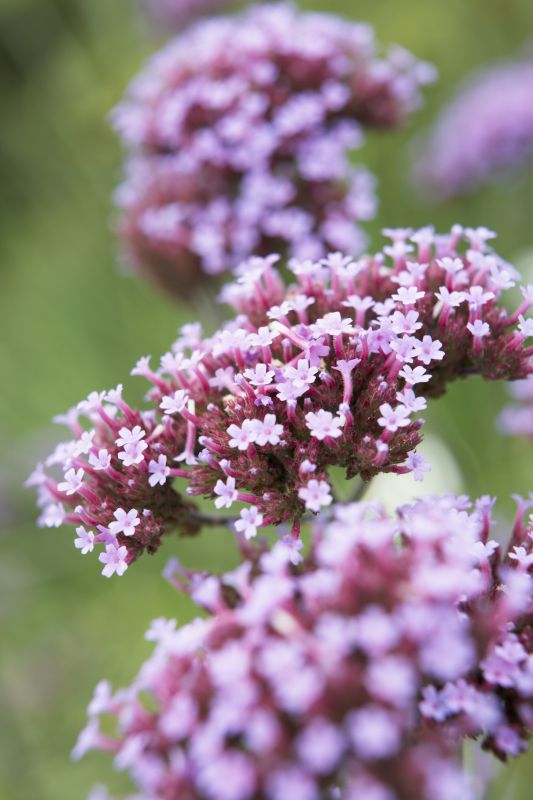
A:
[[417, 57, 533, 197], [499, 372, 533, 439], [112, 2, 434, 297], [143, 0, 236, 31], [74, 495, 533, 799], [29, 226, 533, 573]]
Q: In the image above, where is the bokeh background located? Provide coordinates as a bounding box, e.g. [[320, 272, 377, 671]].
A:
[[1, 0, 533, 797]]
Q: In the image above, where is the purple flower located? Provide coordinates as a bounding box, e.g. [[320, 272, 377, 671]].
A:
[[30, 227, 533, 573], [76, 494, 533, 797], [347, 706, 400, 759], [467, 319, 490, 339], [74, 526, 95, 555], [108, 508, 141, 538], [227, 421, 257, 451], [254, 415, 284, 447], [498, 372, 533, 439], [417, 57, 533, 197], [214, 476, 238, 509], [112, 3, 433, 297], [298, 479, 332, 513], [235, 506, 263, 540], [117, 439, 148, 467], [406, 450, 431, 481], [143, 0, 235, 32], [29, 379, 200, 573], [98, 544, 129, 577], [305, 410, 344, 440], [57, 467, 84, 496], [160, 389, 189, 415], [148, 454, 171, 486], [377, 403, 411, 433]]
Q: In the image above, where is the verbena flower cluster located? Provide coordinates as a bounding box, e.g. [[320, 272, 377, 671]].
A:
[[144, 0, 235, 31], [417, 58, 533, 197], [27, 384, 203, 578], [29, 226, 533, 576], [499, 372, 533, 439], [112, 2, 434, 296], [29, 0, 533, 794], [74, 495, 533, 800]]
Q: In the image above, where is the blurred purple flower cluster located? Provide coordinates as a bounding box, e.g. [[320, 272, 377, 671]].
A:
[[417, 58, 533, 197], [499, 373, 533, 439], [144, 0, 235, 31], [29, 226, 533, 576], [112, 2, 433, 296], [75, 495, 533, 800]]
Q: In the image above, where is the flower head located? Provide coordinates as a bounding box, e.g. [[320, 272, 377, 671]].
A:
[[78, 495, 533, 797], [112, 3, 432, 296], [29, 374, 201, 575], [186, 227, 531, 530], [30, 228, 533, 573], [418, 57, 533, 196]]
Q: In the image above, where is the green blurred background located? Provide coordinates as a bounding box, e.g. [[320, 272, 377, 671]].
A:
[[1, 0, 532, 797]]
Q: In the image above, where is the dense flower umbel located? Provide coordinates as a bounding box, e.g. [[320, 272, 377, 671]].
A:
[[417, 58, 533, 197], [143, 0, 236, 31], [29, 226, 533, 572], [112, 2, 433, 296], [499, 371, 533, 439], [74, 496, 533, 800]]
